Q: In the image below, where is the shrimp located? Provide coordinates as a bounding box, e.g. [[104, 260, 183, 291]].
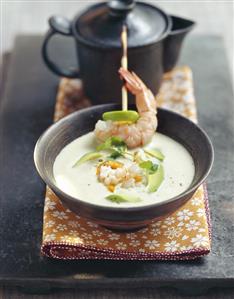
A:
[[94, 68, 158, 148]]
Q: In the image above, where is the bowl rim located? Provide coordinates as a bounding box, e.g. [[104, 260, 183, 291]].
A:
[[34, 104, 214, 213]]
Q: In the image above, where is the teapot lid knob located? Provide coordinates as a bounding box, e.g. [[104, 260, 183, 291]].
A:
[[108, 0, 135, 16]]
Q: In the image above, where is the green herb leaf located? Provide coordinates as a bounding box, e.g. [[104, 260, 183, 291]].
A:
[[106, 194, 141, 204], [96, 137, 127, 153], [109, 150, 122, 159], [110, 136, 126, 147], [139, 160, 158, 174], [149, 163, 159, 174]]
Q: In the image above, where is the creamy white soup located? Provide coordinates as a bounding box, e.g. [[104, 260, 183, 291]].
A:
[[53, 132, 195, 207]]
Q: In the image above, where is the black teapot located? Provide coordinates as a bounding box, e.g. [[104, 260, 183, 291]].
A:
[[42, 0, 195, 104]]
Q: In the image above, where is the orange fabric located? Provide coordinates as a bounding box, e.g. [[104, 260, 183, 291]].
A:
[[41, 66, 211, 260]]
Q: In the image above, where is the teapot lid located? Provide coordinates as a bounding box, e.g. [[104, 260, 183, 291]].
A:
[[73, 0, 171, 48]]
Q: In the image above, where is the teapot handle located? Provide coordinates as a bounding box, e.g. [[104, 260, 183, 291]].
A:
[[42, 16, 80, 78]]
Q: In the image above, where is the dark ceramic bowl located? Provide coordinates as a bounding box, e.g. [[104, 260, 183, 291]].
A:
[[34, 104, 214, 230]]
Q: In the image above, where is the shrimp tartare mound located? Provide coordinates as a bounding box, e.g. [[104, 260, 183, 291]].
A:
[[96, 160, 145, 192]]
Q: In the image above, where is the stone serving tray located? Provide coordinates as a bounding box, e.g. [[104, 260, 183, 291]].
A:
[[0, 35, 233, 295]]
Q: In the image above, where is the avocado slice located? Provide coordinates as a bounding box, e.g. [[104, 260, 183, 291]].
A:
[[106, 193, 141, 203], [73, 152, 102, 167], [102, 110, 139, 123], [144, 149, 165, 161], [147, 164, 164, 193]]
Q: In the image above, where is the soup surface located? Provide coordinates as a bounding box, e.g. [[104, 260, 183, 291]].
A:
[[53, 132, 195, 207]]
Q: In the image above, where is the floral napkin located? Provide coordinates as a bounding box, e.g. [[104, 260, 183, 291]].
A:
[[41, 66, 211, 260]]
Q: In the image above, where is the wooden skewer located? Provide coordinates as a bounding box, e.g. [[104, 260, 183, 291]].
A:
[[121, 25, 128, 111]]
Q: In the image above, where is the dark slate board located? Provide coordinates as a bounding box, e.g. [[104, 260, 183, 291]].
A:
[[0, 35, 234, 295]]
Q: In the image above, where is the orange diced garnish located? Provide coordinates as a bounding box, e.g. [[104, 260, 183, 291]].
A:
[[134, 175, 142, 182], [108, 184, 115, 192], [96, 166, 101, 175], [109, 161, 122, 169]]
